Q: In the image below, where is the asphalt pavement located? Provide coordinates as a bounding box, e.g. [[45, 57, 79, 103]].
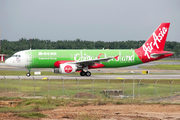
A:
[[0, 75, 180, 80]]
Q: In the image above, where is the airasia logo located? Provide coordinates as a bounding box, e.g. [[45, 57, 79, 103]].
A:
[[153, 27, 168, 49], [64, 65, 73, 73], [142, 27, 168, 59]]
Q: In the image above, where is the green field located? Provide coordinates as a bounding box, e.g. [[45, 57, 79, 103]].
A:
[[0, 79, 179, 101], [139, 64, 180, 70]]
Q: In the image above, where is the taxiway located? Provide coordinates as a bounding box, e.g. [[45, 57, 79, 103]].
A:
[[0, 74, 180, 80]]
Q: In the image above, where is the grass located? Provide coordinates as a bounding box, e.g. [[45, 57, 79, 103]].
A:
[[16, 112, 47, 118], [0, 97, 106, 113], [0, 79, 180, 101], [0, 70, 30, 76], [139, 64, 180, 70], [76, 113, 100, 120], [154, 59, 180, 62], [0, 96, 21, 101], [0, 97, 56, 113]]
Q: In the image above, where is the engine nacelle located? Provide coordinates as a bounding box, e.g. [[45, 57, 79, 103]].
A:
[[52, 64, 77, 74]]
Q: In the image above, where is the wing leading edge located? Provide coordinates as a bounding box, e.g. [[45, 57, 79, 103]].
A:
[[67, 57, 113, 66]]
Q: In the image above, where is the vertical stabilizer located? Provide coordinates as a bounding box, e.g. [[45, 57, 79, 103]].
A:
[[135, 23, 172, 62]]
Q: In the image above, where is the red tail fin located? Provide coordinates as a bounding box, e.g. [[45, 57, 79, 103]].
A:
[[135, 23, 172, 62], [142, 23, 170, 51]]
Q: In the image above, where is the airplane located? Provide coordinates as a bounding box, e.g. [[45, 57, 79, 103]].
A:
[[5, 23, 173, 77]]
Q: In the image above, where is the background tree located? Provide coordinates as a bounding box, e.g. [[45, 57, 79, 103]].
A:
[[1, 38, 179, 58]]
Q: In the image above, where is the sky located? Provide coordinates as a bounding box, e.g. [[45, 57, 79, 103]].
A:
[[0, 0, 180, 42]]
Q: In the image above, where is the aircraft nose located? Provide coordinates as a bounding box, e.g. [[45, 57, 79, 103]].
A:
[[5, 58, 11, 66]]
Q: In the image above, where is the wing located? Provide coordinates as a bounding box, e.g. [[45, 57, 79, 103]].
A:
[[67, 57, 113, 66]]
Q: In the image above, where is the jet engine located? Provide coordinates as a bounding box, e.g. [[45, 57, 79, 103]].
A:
[[52, 64, 77, 74]]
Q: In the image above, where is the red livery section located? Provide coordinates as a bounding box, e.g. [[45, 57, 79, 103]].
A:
[[114, 55, 119, 60], [54, 60, 74, 68], [64, 65, 73, 73], [135, 23, 173, 63], [98, 53, 104, 59], [88, 63, 105, 69]]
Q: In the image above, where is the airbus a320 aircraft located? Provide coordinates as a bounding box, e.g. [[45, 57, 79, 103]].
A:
[[5, 23, 173, 77]]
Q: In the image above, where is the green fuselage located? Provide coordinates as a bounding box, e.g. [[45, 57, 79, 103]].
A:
[[25, 49, 143, 68]]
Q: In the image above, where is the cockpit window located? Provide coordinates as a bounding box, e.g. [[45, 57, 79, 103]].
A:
[[12, 55, 21, 57]]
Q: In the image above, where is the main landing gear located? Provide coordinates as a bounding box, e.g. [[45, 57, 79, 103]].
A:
[[26, 68, 31, 77], [80, 70, 91, 77]]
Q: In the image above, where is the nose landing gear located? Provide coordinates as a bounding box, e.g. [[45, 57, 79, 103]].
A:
[[26, 68, 31, 77], [26, 73, 31, 77]]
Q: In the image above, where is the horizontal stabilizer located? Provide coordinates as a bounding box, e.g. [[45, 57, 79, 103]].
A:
[[150, 52, 173, 58]]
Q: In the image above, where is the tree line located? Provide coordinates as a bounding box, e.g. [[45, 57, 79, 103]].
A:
[[1, 38, 180, 58]]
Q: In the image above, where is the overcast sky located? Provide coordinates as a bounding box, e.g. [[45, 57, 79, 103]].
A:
[[0, 0, 180, 42]]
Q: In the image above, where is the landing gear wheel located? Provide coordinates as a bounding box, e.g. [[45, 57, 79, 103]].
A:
[[26, 73, 31, 77], [86, 71, 91, 77], [80, 71, 86, 76], [26, 68, 31, 77]]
